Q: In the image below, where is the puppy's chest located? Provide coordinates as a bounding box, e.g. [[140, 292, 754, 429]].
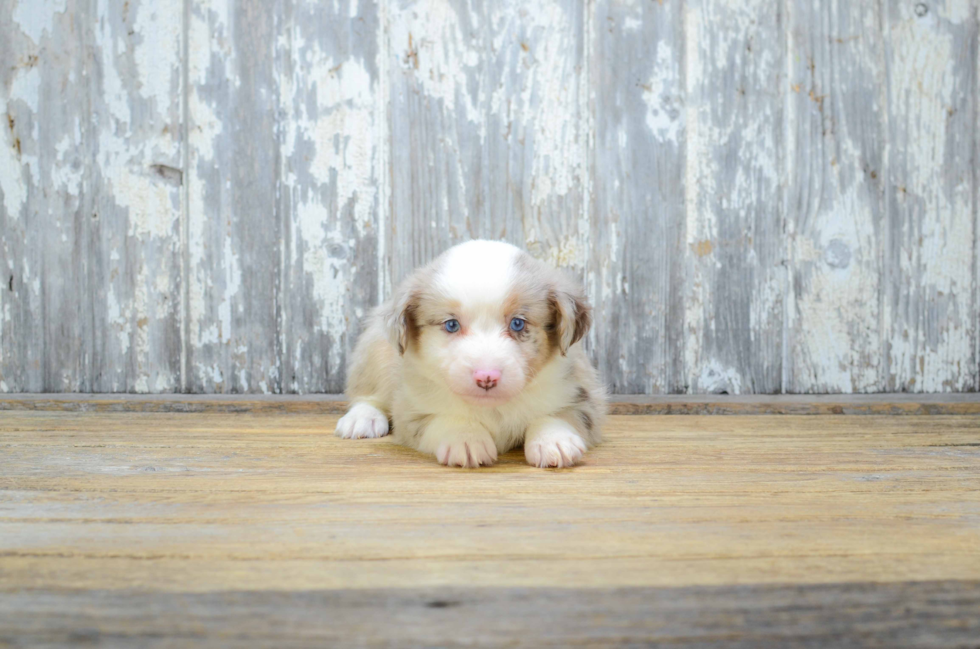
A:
[[473, 407, 533, 437], [478, 387, 571, 436]]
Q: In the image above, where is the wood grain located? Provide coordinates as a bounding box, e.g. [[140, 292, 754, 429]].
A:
[[1, 409, 979, 645]]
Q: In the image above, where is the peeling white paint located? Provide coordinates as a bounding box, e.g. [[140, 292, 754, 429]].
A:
[[293, 202, 348, 350], [132, 0, 183, 111], [12, 0, 68, 45], [218, 233, 242, 345], [51, 136, 83, 196], [1, 66, 41, 218], [95, 0, 181, 241], [511, 3, 582, 210], [0, 118, 27, 218], [186, 172, 210, 350], [106, 284, 130, 356], [306, 57, 377, 232], [187, 93, 223, 170], [683, 2, 708, 383], [643, 41, 681, 143], [942, 0, 972, 24], [699, 360, 743, 395], [10, 65, 41, 114], [389, 0, 483, 125]]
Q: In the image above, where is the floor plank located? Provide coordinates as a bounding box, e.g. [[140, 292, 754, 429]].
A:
[[1, 411, 979, 646], [2, 582, 979, 648]]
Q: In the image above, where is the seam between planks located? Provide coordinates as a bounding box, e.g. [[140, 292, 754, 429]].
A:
[[377, 0, 391, 305], [1, 393, 978, 415], [974, 0, 980, 392], [179, 0, 192, 394]]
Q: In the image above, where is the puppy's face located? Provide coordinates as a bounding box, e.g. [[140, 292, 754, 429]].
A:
[[385, 241, 590, 407]]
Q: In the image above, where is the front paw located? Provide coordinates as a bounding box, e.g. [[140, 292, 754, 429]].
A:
[[335, 403, 390, 439], [435, 436, 498, 468], [525, 423, 587, 468]]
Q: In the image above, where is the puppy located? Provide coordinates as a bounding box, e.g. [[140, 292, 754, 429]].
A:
[[335, 240, 605, 468]]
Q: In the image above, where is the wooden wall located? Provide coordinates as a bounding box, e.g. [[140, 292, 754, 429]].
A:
[[1, 0, 977, 394]]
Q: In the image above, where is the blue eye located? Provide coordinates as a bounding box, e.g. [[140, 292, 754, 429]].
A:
[[509, 317, 526, 333], [444, 319, 460, 333]]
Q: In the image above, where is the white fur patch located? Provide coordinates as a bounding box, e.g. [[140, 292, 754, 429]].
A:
[[434, 240, 522, 307], [335, 402, 390, 439]]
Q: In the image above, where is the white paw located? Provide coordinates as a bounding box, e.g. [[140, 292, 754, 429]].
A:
[[435, 436, 498, 468], [525, 426, 587, 468], [335, 403, 390, 439]]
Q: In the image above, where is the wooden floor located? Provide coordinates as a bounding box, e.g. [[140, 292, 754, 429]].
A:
[[2, 407, 979, 647]]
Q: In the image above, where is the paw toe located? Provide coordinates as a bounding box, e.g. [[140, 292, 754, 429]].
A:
[[335, 416, 353, 438]]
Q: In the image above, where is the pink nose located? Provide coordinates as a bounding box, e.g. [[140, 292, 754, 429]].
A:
[[473, 369, 502, 391]]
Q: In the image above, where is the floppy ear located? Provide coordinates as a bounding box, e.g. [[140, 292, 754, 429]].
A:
[[381, 285, 418, 356], [550, 274, 592, 355]]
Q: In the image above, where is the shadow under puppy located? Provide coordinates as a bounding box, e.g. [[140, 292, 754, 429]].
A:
[[336, 240, 606, 468]]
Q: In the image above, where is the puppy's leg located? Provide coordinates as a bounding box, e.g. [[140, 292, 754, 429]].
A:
[[413, 417, 497, 468], [336, 312, 397, 439], [524, 416, 588, 468]]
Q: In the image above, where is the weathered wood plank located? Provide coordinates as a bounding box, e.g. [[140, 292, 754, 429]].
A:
[[591, 0, 684, 394], [2, 582, 979, 648], [0, 0, 184, 393], [785, 0, 887, 393], [277, 0, 384, 393], [185, 0, 281, 393], [882, 0, 978, 392], [0, 0, 56, 393], [387, 0, 588, 284], [682, 0, 786, 395], [90, 0, 185, 393]]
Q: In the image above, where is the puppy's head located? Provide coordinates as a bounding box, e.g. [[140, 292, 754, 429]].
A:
[[383, 240, 591, 406]]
